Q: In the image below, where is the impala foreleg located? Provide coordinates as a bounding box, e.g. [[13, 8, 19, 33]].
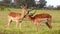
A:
[[16, 20, 19, 28], [7, 19, 12, 28], [35, 23, 39, 32], [19, 22, 22, 30]]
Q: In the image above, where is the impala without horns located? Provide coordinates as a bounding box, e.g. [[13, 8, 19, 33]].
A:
[[25, 11, 52, 32]]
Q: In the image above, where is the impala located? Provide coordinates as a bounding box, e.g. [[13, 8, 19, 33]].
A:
[[25, 12, 52, 32], [7, 5, 27, 28]]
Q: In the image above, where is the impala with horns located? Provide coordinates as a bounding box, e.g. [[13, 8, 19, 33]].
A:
[[7, 5, 27, 28], [25, 11, 52, 32]]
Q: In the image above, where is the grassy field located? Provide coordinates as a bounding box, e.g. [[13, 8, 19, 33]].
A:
[[0, 9, 60, 34]]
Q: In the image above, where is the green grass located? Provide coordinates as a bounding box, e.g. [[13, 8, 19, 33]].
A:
[[0, 9, 60, 34]]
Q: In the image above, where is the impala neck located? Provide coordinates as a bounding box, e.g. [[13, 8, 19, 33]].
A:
[[21, 6, 27, 18]]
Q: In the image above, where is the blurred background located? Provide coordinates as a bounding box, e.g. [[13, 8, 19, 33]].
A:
[[0, 0, 60, 10]]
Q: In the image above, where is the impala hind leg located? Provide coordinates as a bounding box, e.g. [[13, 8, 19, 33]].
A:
[[46, 18, 52, 29]]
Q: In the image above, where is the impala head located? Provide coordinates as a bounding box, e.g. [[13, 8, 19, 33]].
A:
[[21, 3, 27, 9], [25, 10, 36, 19]]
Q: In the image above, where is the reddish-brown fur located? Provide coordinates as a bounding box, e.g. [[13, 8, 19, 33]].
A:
[[7, 12, 22, 28], [25, 13, 52, 32], [7, 5, 27, 28], [8, 12, 21, 17]]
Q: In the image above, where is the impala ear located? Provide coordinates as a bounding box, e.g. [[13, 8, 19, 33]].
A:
[[29, 13, 33, 16], [27, 10, 30, 15], [20, 3, 27, 8]]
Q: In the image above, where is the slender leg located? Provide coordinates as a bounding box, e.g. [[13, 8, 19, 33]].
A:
[[19, 20, 22, 30], [46, 18, 52, 29], [35, 23, 39, 32], [7, 19, 12, 28], [20, 23, 22, 30], [16, 20, 19, 28]]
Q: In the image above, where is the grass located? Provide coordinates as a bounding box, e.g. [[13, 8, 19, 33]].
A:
[[0, 9, 60, 34]]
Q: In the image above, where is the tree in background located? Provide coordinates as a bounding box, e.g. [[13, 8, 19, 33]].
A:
[[0, 0, 47, 8], [56, 5, 60, 10], [46, 5, 54, 10], [20, 0, 47, 8], [38, 0, 47, 8]]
